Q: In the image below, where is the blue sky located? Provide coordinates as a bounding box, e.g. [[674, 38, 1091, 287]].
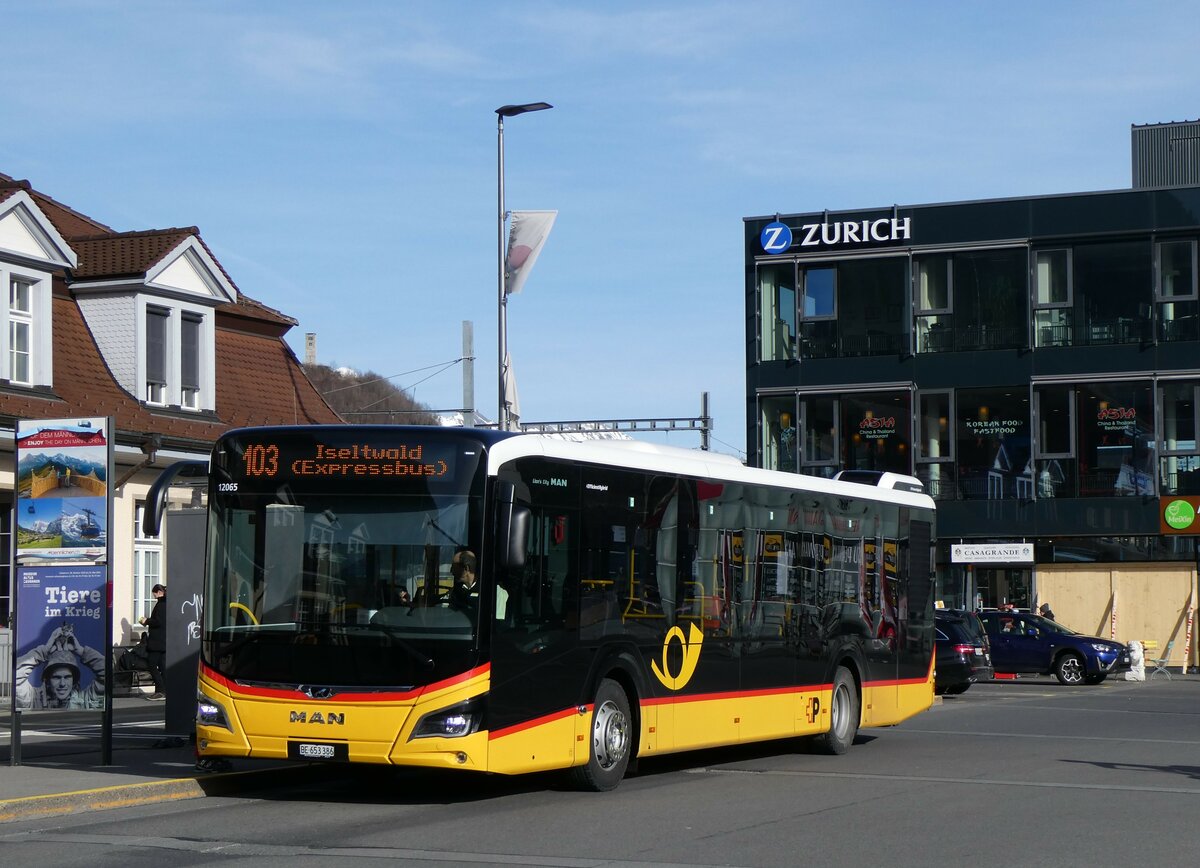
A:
[[5, 2, 1200, 458]]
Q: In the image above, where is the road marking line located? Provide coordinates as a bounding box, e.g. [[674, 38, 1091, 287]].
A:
[[689, 767, 1200, 795]]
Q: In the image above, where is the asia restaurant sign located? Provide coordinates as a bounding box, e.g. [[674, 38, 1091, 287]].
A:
[[1096, 406, 1137, 432], [859, 414, 897, 441]]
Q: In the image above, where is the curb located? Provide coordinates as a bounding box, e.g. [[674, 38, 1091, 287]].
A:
[[0, 764, 313, 824]]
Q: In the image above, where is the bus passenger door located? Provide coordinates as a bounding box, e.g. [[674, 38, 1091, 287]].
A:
[[489, 491, 582, 770], [860, 531, 900, 724], [737, 527, 797, 743]]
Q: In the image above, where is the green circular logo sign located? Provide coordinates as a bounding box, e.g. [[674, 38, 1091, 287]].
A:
[[1164, 499, 1196, 530]]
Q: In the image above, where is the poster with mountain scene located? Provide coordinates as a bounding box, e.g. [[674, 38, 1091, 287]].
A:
[[16, 418, 110, 563]]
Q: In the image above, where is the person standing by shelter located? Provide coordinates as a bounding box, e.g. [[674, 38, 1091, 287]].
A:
[[139, 583, 167, 700]]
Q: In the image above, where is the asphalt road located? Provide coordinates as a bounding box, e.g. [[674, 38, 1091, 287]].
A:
[[2, 676, 1198, 867]]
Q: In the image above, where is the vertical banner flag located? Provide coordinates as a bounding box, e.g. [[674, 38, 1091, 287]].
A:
[[503, 350, 521, 425], [505, 210, 557, 295]]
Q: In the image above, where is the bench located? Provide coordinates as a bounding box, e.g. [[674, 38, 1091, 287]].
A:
[[1141, 640, 1175, 680]]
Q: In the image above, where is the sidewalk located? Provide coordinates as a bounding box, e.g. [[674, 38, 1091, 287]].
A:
[[0, 696, 300, 823]]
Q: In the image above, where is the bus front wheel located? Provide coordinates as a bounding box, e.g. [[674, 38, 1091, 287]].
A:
[[569, 678, 632, 792], [813, 666, 859, 755]]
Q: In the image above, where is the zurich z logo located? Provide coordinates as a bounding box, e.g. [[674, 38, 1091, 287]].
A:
[[760, 221, 792, 254]]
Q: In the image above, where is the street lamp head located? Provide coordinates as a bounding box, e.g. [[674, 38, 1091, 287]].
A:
[[496, 102, 553, 118]]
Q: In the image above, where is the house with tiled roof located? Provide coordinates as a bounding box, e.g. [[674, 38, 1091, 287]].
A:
[[0, 171, 340, 636]]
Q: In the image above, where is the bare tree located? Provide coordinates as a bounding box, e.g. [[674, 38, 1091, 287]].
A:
[[304, 364, 440, 426]]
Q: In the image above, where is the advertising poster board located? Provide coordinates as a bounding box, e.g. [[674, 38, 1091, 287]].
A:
[[13, 564, 108, 711], [15, 418, 109, 564]]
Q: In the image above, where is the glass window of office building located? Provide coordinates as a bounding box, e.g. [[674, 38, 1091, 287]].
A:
[[1077, 381, 1154, 496], [955, 388, 1031, 500], [1073, 241, 1152, 345], [802, 396, 838, 476], [758, 262, 796, 362], [1157, 239, 1198, 342], [842, 392, 909, 473], [837, 257, 907, 357], [760, 394, 798, 473], [915, 391, 954, 499], [1161, 380, 1200, 494]]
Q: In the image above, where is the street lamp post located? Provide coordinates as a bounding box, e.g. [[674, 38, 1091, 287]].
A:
[[497, 101, 552, 431]]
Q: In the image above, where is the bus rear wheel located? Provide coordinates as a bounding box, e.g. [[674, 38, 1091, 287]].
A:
[[813, 666, 859, 755], [569, 678, 632, 792]]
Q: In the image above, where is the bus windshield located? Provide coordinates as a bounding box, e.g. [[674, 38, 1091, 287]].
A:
[[203, 428, 487, 689]]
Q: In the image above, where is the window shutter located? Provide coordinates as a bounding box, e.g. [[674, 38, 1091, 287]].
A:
[[181, 314, 201, 390], [146, 308, 168, 385]]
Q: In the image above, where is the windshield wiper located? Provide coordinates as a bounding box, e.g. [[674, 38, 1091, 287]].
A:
[[424, 515, 463, 547]]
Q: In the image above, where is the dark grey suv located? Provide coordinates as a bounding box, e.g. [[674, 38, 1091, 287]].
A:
[[935, 609, 993, 695]]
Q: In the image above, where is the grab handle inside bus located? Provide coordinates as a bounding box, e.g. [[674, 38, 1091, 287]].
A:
[[495, 480, 530, 571]]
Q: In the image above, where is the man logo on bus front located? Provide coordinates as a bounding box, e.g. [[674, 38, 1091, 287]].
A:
[[651, 623, 704, 690]]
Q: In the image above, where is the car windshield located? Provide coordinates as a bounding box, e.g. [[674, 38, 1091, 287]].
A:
[[1028, 613, 1076, 634]]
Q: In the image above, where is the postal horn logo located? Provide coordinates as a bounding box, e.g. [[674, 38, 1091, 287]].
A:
[[651, 622, 704, 690]]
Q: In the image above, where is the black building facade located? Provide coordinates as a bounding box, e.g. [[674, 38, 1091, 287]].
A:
[[744, 183, 1200, 624]]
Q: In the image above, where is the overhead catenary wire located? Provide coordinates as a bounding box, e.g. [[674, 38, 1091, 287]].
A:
[[317, 359, 466, 395]]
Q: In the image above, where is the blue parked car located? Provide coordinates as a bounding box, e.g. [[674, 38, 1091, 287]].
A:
[[977, 610, 1131, 685]]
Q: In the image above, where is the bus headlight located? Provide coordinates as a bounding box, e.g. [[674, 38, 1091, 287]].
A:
[[197, 692, 232, 731], [410, 697, 485, 739]]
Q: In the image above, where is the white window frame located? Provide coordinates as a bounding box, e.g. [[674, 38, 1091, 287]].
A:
[[1155, 239, 1198, 302], [800, 266, 838, 321], [1033, 384, 1076, 460], [137, 297, 214, 411], [1034, 248, 1072, 309], [9, 276, 32, 385], [0, 266, 52, 387], [915, 390, 955, 463], [133, 502, 163, 625], [914, 254, 953, 315]]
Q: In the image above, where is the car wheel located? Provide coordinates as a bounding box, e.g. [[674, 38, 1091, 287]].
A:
[[813, 666, 859, 755], [568, 678, 632, 791], [1084, 673, 1107, 685], [1054, 652, 1085, 685], [946, 683, 971, 695]]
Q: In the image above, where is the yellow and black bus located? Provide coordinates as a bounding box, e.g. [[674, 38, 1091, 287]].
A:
[[190, 425, 936, 790]]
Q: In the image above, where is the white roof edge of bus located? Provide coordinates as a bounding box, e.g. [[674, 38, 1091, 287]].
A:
[[486, 434, 935, 509]]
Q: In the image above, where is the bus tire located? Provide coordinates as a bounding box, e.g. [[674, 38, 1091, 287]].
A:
[[569, 678, 632, 792], [813, 666, 859, 755]]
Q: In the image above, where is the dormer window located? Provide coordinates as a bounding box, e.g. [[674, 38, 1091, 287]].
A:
[[73, 230, 232, 412], [142, 301, 211, 410]]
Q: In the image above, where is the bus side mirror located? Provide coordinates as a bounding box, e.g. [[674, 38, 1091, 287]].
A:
[[495, 480, 529, 571]]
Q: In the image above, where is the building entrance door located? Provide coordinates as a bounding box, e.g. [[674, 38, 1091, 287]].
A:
[[973, 566, 1032, 609]]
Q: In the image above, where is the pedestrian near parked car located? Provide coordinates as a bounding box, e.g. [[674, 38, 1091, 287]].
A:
[[139, 583, 167, 700], [1039, 602, 1056, 621]]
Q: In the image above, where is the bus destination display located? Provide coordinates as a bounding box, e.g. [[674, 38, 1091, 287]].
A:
[[225, 436, 459, 488]]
